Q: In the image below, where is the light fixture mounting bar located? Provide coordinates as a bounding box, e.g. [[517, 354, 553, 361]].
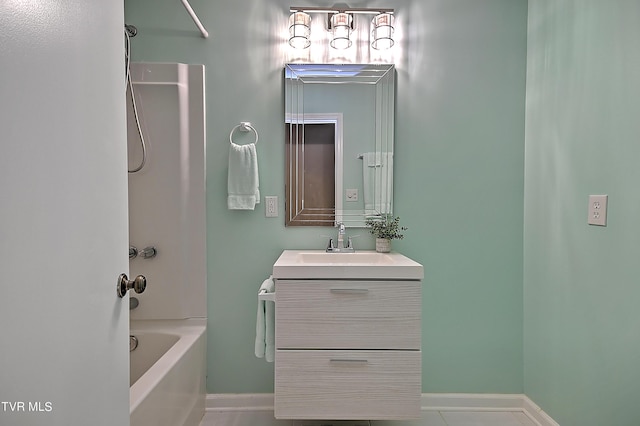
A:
[[290, 6, 393, 15]]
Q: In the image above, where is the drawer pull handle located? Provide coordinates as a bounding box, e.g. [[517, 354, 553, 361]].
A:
[[329, 288, 369, 294], [329, 358, 369, 364]]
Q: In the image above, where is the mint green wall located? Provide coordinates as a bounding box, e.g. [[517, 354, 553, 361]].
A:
[[124, 0, 527, 394], [524, 1, 640, 424]]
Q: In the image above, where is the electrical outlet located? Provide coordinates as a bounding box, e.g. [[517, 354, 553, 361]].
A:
[[265, 196, 278, 217], [587, 194, 608, 226], [345, 188, 358, 202]]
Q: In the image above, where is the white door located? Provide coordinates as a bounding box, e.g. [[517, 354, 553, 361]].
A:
[[0, 2, 130, 426]]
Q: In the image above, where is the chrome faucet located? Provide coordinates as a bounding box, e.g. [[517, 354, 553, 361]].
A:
[[326, 222, 355, 253]]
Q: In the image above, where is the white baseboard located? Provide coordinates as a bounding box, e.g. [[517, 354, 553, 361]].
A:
[[205, 393, 275, 412], [522, 395, 560, 426], [205, 393, 558, 426], [421, 393, 525, 412]]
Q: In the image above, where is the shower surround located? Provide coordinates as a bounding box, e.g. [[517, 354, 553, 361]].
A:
[[126, 62, 207, 426]]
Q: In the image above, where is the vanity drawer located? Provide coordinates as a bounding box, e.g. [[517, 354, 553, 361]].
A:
[[275, 280, 421, 350], [275, 349, 421, 420]]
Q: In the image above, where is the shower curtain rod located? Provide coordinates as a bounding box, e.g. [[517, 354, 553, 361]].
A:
[[180, 0, 209, 38]]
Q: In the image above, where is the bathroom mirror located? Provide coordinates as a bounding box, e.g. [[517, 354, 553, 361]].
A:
[[284, 63, 395, 227]]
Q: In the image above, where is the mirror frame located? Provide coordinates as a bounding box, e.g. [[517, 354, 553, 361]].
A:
[[284, 63, 395, 227]]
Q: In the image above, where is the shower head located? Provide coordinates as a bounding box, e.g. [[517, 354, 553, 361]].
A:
[[125, 24, 138, 38]]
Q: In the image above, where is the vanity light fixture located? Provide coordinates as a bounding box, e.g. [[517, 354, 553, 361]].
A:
[[289, 11, 312, 49], [371, 12, 395, 50], [329, 12, 353, 49], [289, 6, 394, 50]]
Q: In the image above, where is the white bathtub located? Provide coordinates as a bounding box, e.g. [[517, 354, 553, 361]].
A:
[[130, 319, 207, 426]]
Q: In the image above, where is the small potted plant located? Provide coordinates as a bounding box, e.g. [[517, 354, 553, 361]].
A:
[[365, 215, 407, 253]]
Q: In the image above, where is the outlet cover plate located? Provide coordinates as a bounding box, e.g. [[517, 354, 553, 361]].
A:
[[345, 188, 358, 202], [265, 196, 278, 217], [587, 194, 607, 226]]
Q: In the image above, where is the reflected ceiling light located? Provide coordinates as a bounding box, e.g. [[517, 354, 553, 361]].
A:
[[289, 11, 311, 49], [371, 12, 395, 50], [329, 12, 353, 49]]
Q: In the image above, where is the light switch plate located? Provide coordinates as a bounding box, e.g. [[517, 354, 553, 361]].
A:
[[587, 194, 607, 226]]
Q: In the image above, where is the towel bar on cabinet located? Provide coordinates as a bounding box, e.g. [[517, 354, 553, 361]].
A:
[[258, 290, 275, 302]]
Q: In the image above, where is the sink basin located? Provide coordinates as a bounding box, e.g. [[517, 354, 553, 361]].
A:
[[273, 250, 423, 280], [296, 252, 395, 265]]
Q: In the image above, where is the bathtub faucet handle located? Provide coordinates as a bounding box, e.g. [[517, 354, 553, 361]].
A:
[[140, 246, 157, 259], [117, 273, 147, 298]]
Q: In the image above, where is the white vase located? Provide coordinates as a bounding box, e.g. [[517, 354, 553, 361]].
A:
[[375, 238, 391, 253]]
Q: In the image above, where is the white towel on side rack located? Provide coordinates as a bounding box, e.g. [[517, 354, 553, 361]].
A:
[[255, 276, 275, 362], [228, 142, 260, 210]]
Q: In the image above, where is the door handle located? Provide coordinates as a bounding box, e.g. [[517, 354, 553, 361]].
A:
[[117, 273, 147, 298]]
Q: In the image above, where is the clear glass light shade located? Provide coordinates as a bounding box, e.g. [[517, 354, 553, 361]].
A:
[[289, 12, 311, 49], [371, 13, 395, 50], [330, 13, 353, 49]]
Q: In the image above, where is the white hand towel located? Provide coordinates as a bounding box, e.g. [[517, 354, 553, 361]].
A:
[[265, 294, 275, 363], [362, 152, 393, 215], [255, 276, 275, 362], [228, 142, 260, 210]]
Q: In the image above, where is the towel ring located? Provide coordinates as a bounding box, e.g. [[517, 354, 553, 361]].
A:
[[229, 122, 259, 145]]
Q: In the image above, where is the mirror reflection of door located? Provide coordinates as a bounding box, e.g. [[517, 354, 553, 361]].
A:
[[285, 123, 335, 226]]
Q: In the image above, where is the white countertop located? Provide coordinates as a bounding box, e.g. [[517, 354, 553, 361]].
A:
[[273, 250, 424, 280]]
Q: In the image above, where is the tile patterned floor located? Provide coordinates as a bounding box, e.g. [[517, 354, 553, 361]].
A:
[[200, 410, 538, 426]]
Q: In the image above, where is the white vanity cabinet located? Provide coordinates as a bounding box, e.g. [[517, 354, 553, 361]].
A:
[[272, 250, 424, 421]]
